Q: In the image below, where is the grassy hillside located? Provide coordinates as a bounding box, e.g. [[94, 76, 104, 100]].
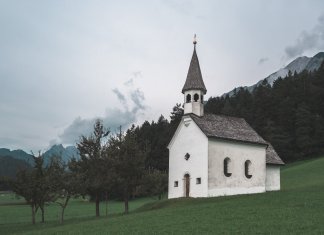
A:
[[1, 157, 324, 234]]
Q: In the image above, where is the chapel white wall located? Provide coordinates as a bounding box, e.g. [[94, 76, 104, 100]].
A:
[[168, 117, 208, 199], [208, 139, 267, 197], [265, 165, 281, 191]]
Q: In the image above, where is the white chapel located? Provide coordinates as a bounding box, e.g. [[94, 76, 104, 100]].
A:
[[168, 38, 284, 199]]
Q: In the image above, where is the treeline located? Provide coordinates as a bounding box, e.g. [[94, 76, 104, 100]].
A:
[[205, 62, 324, 162], [135, 103, 183, 171], [2, 105, 183, 225]]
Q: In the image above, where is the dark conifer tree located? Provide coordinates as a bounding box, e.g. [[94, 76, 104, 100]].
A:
[[205, 61, 324, 162]]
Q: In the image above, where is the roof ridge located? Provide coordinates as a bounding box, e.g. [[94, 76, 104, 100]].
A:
[[189, 113, 267, 145]]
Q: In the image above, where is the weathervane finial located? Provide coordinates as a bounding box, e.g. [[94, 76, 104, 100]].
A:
[[193, 34, 197, 45]]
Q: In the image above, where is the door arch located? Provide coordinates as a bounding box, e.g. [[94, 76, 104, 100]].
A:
[[184, 173, 190, 197]]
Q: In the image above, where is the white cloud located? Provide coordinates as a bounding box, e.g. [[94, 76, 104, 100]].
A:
[[258, 57, 269, 65], [285, 14, 324, 59], [58, 79, 146, 145]]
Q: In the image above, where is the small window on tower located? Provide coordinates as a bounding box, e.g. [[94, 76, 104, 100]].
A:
[[186, 94, 191, 103], [174, 181, 178, 187], [201, 95, 204, 103], [194, 93, 199, 102], [196, 178, 201, 184]]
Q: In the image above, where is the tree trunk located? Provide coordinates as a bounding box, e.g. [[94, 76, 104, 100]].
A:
[[95, 193, 100, 217], [105, 192, 108, 217], [124, 194, 129, 214], [61, 195, 70, 224], [60, 207, 65, 224], [31, 204, 36, 225], [40, 206, 45, 223]]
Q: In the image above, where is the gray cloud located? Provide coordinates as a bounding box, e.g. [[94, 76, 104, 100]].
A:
[[258, 57, 269, 65], [58, 80, 146, 145], [132, 71, 142, 78], [130, 88, 145, 111], [112, 88, 127, 108], [285, 14, 324, 59], [124, 71, 141, 87], [58, 117, 96, 145], [49, 138, 59, 147], [124, 78, 134, 86]]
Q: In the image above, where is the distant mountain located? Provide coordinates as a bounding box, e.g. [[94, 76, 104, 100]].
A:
[[42, 144, 80, 166], [0, 148, 34, 166], [0, 156, 32, 178], [0, 145, 80, 187], [0, 145, 80, 167], [224, 52, 324, 97]]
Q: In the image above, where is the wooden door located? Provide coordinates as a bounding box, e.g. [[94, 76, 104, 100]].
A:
[[184, 174, 190, 197]]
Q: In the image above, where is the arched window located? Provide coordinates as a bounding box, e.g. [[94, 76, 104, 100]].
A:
[[245, 160, 252, 179], [224, 158, 232, 177], [194, 93, 199, 102], [186, 94, 191, 103], [201, 95, 204, 104]]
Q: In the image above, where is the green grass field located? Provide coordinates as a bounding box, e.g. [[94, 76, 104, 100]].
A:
[[1, 157, 324, 234]]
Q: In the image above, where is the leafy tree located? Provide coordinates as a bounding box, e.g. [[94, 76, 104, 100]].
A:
[[47, 158, 81, 224], [10, 167, 38, 224], [9, 153, 57, 224], [74, 119, 110, 217], [33, 155, 51, 223], [108, 125, 145, 214]]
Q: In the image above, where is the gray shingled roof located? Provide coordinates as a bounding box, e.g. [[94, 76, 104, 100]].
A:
[[189, 114, 284, 165], [190, 113, 267, 145], [266, 143, 285, 165], [182, 47, 207, 94]]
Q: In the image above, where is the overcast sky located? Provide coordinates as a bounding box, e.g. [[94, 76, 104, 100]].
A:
[[1, 0, 324, 152]]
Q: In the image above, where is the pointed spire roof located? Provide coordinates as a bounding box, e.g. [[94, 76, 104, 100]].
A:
[[182, 36, 207, 94]]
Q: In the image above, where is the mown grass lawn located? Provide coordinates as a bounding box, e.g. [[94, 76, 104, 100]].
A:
[[1, 156, 324, 234], [0, 196, 156, 225]]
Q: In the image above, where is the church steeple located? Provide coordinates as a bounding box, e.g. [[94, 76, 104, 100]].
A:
[[182, 35, 207, 94], [182, 35, 206, 117]]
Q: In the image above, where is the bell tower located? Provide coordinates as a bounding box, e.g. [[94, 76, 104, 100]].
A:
[[182, 35, 207, 117]]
